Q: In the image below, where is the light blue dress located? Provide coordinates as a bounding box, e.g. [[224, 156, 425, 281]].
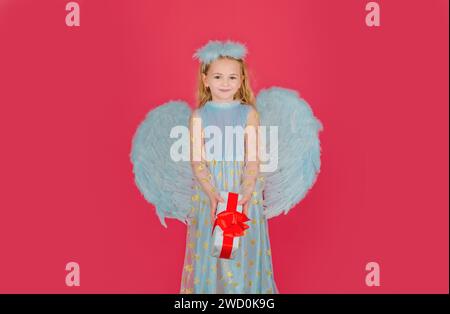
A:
[[180, 100, 279, 294]]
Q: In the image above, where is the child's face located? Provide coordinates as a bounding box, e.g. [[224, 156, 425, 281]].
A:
[[202, 58, 243, 103]]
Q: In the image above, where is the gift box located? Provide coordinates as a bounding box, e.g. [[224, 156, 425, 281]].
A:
[[211, 191, 250, 259]]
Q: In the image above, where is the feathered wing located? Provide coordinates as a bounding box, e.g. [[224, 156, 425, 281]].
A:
[[256, 87, 323, 219], [130, 101, 194, 227]]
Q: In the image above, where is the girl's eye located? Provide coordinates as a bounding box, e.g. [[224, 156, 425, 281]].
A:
[[214, 76, 220, 79], [230, 77, 236, 80]]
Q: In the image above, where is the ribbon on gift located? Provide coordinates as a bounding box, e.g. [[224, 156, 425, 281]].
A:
[[212, 192, 250, 258]]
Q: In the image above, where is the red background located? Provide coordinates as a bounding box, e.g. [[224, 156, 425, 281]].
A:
[[0, 0, 448, 293]]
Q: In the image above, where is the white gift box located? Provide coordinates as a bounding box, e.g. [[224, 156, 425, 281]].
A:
[[210, 191, 249, 259]]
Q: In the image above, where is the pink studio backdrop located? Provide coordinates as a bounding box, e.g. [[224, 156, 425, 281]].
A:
[[0, 0, 448, 293]]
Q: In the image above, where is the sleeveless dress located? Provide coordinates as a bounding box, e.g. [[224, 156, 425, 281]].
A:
[[180, 100, 279, 294]]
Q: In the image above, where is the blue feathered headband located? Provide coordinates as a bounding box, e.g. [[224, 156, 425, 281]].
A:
[[193, 40, 247, 64]]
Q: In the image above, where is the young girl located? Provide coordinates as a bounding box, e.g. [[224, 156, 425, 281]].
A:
[[130, 40, 322, 295], [180, 40, 279, 294]]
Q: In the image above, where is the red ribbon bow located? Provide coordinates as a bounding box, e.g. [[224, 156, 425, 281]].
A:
[[212, 192, 250, 259], [213, 210, 250, 237]]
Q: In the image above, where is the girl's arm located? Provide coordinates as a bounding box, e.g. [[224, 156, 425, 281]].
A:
[[189, 110, 218, 198], [239, 107, 260, 199]]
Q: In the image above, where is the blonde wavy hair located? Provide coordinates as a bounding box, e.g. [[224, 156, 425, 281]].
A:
[[196, 56, 256, 109]]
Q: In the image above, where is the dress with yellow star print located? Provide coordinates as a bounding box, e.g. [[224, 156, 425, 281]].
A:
[[180, 99, 279, 294]]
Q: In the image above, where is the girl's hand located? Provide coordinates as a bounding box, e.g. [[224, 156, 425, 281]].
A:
[[238, 194, 252, 218], [208, 192, 225, 225]]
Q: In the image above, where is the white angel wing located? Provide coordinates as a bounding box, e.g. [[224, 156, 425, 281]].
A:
[[257, 87, 323, 219], [130, 101, 194, 227]]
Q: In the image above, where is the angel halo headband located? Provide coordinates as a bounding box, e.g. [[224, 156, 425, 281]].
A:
[[193, 40, 247, 65]]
